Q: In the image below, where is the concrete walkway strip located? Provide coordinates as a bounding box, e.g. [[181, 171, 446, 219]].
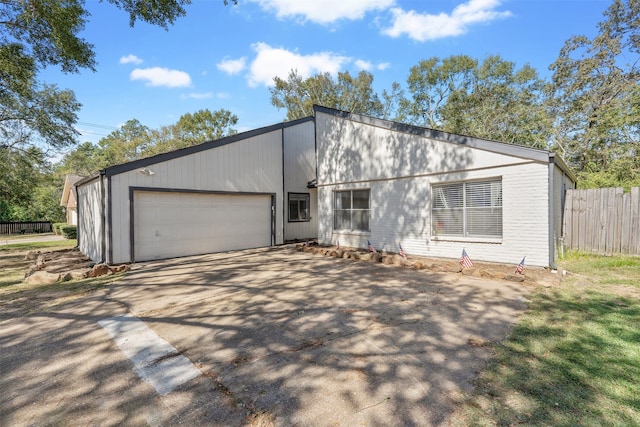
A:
[[98, 314, 201, 396]]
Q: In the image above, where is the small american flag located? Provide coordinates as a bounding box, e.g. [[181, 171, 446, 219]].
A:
[[305, 238, 309, 247], [399, 244, 407, 260], [367, 240, 377, 253], [336, 239, 340, 250], [461, 249, 473, 268], [515, 256, 526, 274]]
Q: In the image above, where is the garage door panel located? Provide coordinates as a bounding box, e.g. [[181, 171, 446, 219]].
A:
[[134, 192, 272, 261]]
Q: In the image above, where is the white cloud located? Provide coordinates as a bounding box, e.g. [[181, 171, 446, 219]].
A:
[[377, 62, 390, 70], [355, 59, 372, 71], [217, 57, 247, 75], [181, 92, 213, 100], [247, 42, 351, 87], [382, 0, 512, 41], [249, 0, 395, 24], [119, 54, 143, 65], [130, 67, 192, 88]]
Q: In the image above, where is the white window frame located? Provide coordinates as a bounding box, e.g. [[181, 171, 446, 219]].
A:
[[431, 179, 502, 239], [288, 193, 310, 222], [334, 189, 371, 232]]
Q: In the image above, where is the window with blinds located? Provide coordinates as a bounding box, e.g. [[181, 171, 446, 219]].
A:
[[334, 189, 370, 231], [432, 179, 502, 238]]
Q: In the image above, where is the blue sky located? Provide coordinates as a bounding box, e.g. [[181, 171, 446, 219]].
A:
[[40, 0, 609, 149]]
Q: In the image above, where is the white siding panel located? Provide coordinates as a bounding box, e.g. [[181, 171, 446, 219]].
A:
[[77, 178, 104, 263], [316, 112, 533, 185], [109, 130, 284, 264], [283, 121, 318, 240]]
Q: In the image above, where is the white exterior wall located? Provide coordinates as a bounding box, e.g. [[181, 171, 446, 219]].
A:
[[77, 178, 104, 263], [108, 130, 284, 264], [283, 120, 318, 241], [316, 111, 553, 267]]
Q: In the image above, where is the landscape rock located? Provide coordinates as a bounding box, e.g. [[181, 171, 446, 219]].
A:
[[439, 263, 463, 273], [381, 255, 394, 265], [86, 264, 111, 278], [24, 265, 40, 278], [109, 264, 130, 274], [461, 268, 476, 276], [359, 253, 372, 261], [26, 271, 61, 285], [479, 269, 496, 279], [505, 274, 525, 283], [69, 270, 89, 280], [24, 251, 41, 261]]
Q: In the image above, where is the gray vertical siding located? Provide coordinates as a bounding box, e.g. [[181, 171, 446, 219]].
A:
[[283, 120, 318, 241], [77, 178, 104, 263], [108, 130, 285, 264]]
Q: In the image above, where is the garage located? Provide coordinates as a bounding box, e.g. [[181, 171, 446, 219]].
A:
[[132, 190, 274, 262]]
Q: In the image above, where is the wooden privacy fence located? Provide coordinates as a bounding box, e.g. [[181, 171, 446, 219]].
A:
[[563, 187, 640, 255], [0, 221, 53, 235]]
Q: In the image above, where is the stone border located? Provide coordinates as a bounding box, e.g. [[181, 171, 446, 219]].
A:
[[295, 243, 551, 285], [23, 248, 130, 285]]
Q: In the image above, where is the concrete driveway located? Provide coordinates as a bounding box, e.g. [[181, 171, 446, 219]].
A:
[[1, 245, 533, 426]]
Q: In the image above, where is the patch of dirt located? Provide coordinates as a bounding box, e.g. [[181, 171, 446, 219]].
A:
[[607, 285, 640, 299]]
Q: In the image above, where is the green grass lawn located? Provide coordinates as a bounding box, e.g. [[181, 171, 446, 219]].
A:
[[452, 252, 640, 426]]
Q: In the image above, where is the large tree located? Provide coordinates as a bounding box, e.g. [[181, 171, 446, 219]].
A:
[[401, 54, 551, 148], [548, 0, 640, 187], [270, 70, 400, 121], [148, 108, 238, 155], [1, 0, 233, 154], [56, 108, 239, 175]]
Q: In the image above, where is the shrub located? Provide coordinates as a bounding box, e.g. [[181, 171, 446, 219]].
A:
[[59, 225, 77, 239], [52, 223, 66, 235]]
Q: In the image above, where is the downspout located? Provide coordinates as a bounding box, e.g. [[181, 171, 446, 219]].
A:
[[281, 126, 285, 245], [548, 155, 557, 269]]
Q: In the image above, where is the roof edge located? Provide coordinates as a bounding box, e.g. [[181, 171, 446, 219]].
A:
[[313, 105, 558, 164], [103, 116, 315, 177], [76, 172, 102, 187]]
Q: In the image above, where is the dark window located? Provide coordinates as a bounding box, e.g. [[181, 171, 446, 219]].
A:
[[432, 179, 502, 238], [334, 189, 370, 231], [288, 193, 310, 222]]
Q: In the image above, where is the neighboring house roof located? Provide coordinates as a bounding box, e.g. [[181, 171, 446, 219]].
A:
[[313, 105, 576, 181], [60, 174, 84, 207]]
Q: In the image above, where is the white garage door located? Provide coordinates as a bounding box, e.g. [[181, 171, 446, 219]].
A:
[[134, 191, 273, 261]]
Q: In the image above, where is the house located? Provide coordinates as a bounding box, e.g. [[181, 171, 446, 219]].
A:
[[76, 106, 575, 267], [75, 117, 317, 264], [314, 106, 575, 268], [60, 174, 84, 225]]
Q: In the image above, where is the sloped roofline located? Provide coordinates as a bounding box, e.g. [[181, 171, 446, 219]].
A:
[[60, 174, 85, 205], [76, 116, 315, 185], [313, 105, 576, 181]]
